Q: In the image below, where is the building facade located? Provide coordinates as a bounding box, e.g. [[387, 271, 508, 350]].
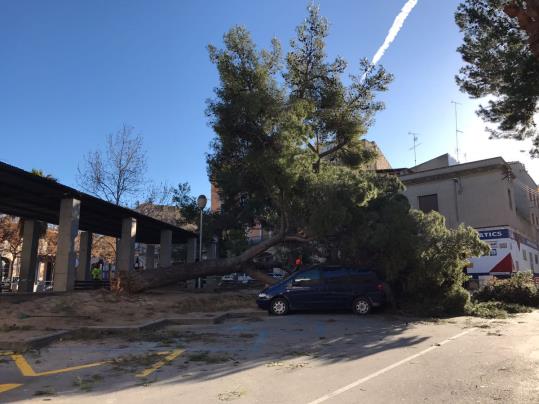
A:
[[399, 155, 539, 280]]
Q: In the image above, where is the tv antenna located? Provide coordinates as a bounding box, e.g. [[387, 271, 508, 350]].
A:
[[451, 101, 463, 163], [408, 131, 421, 166]]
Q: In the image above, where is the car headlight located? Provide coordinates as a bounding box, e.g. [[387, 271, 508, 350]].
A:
[[258, 293, 269, 299]]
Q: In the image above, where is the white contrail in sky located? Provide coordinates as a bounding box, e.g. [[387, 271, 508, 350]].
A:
[[370, 0, 418, 67]]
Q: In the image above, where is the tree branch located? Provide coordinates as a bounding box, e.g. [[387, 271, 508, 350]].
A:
[[306, 142, 318, 155], [319, 141, 348, 159]]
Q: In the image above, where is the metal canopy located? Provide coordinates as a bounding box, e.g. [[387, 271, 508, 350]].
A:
[[0, 161, 196, 244]]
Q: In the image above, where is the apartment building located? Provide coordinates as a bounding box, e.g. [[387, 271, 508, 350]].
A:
[[398, 154, 539, 279]]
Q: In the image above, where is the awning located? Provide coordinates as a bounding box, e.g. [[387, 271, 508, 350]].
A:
[[490, 253, 513, 274]]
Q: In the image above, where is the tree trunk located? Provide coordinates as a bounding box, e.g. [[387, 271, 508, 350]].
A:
[[8, 258, 14, 280], [119, 230, 287, 293], [505, 1, 539, 58], [244, 265, 279, 286]]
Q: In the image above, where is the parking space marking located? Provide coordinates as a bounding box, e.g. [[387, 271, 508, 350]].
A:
[[0, 349, 184, 398], [0, 384, 22, 394], [7, 349, 183, 380], [135, 349, 184, 378], [11, 354, 108, 377], [307, 327, 478, 404]]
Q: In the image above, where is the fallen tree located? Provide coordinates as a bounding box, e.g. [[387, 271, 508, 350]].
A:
[[117, 5, 393, 293], [118, 231, 297, 293], [118, 5, 489, 314]]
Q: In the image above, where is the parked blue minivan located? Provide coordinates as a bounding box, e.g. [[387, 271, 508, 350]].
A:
[[256, 265, 385, 315]]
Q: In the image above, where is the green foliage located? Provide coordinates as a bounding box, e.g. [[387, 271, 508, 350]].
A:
[[30, 168, 57, 181], [475, 272, 539, 306], [221, 229, 249, 257], [201, 4, 491, 316], [337, 177, 413, 279], [400, 211, 488, 314], [172, 182, 199, 224], [340, 203, 489, 314], [465, 301, 532, 319], [405, 211, 490, 301], [206, 4, 393, 238], [404, 288, 472, 317], [455, 0, 539, 153]]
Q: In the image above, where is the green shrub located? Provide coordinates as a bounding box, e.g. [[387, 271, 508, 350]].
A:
[[465, 301, 508, 319], [439, 287, 471, 315], [396, 211, 488, 316], [401, 287, 471, 317], [475, 273, 539, 307], [465, 301, 533, 319]]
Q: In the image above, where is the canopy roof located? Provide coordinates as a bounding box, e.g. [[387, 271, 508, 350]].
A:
[[0, 161, 196, 244]]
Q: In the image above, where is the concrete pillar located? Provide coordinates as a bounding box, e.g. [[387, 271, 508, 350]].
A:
[[208, 238, 218, 259], [159, 230, 172, 268], [203, 238, 220, 290], [118, 217, 137, 273], [186, 237, 198, 289], [18, 219, 41, 293], [145, 244, 155, 270], [186, 237, 197, 263], [77, 231, 93, 281], [54, 198, 81, 292]]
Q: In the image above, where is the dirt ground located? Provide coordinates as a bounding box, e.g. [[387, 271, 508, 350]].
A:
[[0, 288, 259, 340]]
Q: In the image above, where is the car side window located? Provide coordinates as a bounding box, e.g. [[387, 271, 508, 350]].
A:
[[323, 268, 350, 284], [293, 269, 322, 286]]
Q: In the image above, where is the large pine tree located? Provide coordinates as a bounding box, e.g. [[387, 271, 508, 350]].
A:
[[123, 6, 488, 304], [122, 5, 394, 291], [456, 0, 539, 153]]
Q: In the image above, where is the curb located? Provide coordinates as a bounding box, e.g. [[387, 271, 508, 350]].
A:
[[0, 310, 265, 351], [0, 331, 71, 351]]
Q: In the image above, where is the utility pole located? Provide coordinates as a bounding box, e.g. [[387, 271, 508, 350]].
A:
[[408, 131, 421, 166], [451, 101, 463, 163]]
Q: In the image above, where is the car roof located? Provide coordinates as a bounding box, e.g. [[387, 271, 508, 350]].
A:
[[300, 265, 375, 273], [316, 265, 373, 270]]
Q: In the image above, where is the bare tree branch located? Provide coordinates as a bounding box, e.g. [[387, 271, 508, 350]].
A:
[[77, 124, 147, 206]]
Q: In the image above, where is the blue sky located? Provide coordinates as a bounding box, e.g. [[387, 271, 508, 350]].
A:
[[2, 0, 539, 205]]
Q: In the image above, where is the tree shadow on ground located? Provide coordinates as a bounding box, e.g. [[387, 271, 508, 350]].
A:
[[1, 310, 446, 401]]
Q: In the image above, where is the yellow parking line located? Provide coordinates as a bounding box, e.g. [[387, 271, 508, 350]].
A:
[[9, 350, 180, 380], [0, 384, 22, 394], [0, 351, 14, 356], [136, 349, 184, 378], [11, 354, 107, 377]]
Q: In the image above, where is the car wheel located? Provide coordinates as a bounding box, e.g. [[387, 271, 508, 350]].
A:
[[269, 297, 289, 316], [353, 297, 371, 315]]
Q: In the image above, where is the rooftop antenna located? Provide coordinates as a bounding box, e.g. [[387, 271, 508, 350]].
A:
[[408, 131, 421, 166], [451, 101, 463, 163]]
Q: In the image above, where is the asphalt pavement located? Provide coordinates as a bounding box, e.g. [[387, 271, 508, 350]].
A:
[[1, 310, 538, 403]]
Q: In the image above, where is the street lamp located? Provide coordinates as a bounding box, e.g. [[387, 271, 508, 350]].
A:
[[196, 194, 207, 288]]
